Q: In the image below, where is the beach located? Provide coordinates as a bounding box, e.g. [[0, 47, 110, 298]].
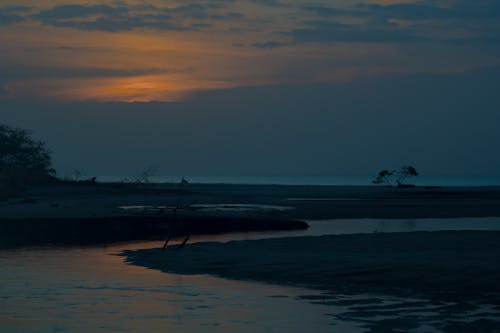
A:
[[124, 231, 500, 302], [1, 182, 500, 247], [2, 182, 500, 220], [122, 230, 500, 331], [2, 182, 500, 331]]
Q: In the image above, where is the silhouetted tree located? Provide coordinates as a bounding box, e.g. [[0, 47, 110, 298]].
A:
[[0, 124, 55, 190], [372, 166, 419, 187], [396, 166, 418, 186], [372, 170, 395, 185]]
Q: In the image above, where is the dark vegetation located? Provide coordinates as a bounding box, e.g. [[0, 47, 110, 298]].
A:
[[373, 166, 419, 187], [0, 124, 56, 197]]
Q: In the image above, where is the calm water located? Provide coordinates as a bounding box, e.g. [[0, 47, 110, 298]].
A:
[[185, 217, 500, 243], [0, 242, 347, 333], [2, 218, 500, 332]]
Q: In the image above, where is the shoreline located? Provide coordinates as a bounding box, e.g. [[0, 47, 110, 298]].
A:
[[1, 182, 500, 220], [0, 216, 307, 249], [2, 182, 500, 247]]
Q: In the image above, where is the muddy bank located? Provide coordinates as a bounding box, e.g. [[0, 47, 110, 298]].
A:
[[0, 216, 307, 248]]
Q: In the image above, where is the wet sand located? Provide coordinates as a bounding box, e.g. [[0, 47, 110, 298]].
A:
[[124, 230, 500, 303]]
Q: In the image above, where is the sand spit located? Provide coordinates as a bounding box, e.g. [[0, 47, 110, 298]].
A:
[[124, 231, 500, 303]]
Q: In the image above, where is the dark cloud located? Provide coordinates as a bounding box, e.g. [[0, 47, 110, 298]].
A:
[[1, 5, 30, 12], [0, 5, 30, 25], [300, 5, 360, 18], [30, 3, 244, 32], [210, 12, 244, 20], [247, 0, 289, 7], [168, 4, 243, 20], [302, 1, 500, 21], [35, 4, 128, 20], [168, 4, 212, 19], [287, 20, 428, 44], [296, 1, 500, 44], [252, 41, 288, 48], [43, 15, 191, 32], [173, 0, 288, 7], [33, 5, 185, 32]]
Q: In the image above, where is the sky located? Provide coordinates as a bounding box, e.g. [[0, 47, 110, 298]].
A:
[[1, 0, 500, 178]]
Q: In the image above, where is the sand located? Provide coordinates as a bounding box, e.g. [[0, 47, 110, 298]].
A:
[[123, 231, 500, 304]]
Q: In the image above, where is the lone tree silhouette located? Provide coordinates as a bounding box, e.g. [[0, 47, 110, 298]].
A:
[[0, 124, 55, 190], [373, 166, 419, 187]]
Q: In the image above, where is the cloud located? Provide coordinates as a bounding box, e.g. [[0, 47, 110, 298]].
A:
[[174, 0, 288, 8], [167, 4, 243, 20], [252, 41, 288, 48], [302, 1, 500, 21], [168, 4, 212, 19], [300, 5, 361, 18], [33, 5, 183, 32], [296, 1, 500, 44], [34, 4, 128, 20], [30, 3, 244, 32], [287, 20, 428, 44], [0, 5, 30, 25], [247, 0, 289, 7], [210, 12, 244, 20], [43, 15, 190, 32]]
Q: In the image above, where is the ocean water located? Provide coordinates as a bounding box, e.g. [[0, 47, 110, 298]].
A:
[[96, 175, 500, 186]]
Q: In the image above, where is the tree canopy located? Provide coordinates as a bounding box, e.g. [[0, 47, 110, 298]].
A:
[[0, 124, 54, 187], [372, 166, 419, 187]]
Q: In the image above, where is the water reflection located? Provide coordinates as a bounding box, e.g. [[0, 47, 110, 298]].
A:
[[179, 217, 500, 244], [0, 242, 355, 333], [2, 217, 500, 332], [305, 217, 500, 236]]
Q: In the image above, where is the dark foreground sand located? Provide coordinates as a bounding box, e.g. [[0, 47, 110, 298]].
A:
[[124, 231, 500, 304], [0, 216, 307, 248]]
